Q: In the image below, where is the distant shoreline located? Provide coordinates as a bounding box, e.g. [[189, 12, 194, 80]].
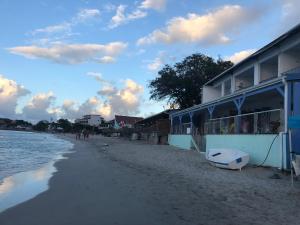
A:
[[0, 128, 34, 133]]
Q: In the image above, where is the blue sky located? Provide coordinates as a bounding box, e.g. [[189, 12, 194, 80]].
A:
[[0, 0, 299, 122]]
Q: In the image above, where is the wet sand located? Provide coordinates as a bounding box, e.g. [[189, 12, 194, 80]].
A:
[[0, 134, 300, 225]]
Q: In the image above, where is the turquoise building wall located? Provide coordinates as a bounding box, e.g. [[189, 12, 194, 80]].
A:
[[168, 135, 192, 150], [168, 134, 287, 168], [206, 134, 285, 168]]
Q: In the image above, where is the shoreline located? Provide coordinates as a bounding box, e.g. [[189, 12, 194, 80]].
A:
[[0, 134, 300, 225], [0, 132, 74, 212]]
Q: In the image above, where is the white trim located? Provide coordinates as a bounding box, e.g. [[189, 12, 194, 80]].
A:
[[284, 79, 289, 132]]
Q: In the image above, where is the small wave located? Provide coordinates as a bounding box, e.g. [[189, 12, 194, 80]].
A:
[[0, 130, 73, 182]]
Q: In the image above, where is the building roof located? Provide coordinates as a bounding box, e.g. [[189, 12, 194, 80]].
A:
[[115, 115, 144, 125], [135, 109, 178, 125], [205, 23, 300, 86]]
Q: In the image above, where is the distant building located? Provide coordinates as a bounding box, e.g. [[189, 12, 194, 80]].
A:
[[75, 115, 104, 127], [135, 109, 177, 144], [110, 115, 143, 129]]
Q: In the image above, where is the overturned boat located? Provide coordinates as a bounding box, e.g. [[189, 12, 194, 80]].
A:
[[206, 148, 250, 170]]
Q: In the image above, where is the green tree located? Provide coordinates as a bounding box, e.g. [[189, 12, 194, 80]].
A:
[[149, 53, 233, 109], [33, 121, 49, 131], [57, 119, 72, 133]]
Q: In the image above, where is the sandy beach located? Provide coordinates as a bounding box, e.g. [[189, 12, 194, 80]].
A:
[[0, 134, 300, 225]]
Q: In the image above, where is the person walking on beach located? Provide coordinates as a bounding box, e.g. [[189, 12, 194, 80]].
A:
[[75, 130, 81, 140], [82, 128, 89, 140]]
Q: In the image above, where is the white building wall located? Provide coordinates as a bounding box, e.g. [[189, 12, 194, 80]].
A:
[[202, 86, 222, 103], [88, 115, 103, 126], [254, 63, 260, 85], [279, 52, 300, 75]]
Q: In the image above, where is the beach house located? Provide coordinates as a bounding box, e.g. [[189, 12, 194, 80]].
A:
[[110, 115, 144, 129], [168, 24, 300, 170], [135, 109, 177, 144]]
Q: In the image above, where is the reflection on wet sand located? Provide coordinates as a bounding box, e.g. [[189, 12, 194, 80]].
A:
[[0, 162, 57, 212], [0, 177, 15, 195]]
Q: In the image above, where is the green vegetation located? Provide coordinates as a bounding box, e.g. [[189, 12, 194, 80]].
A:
[[33, 120, 49, 131], [57, 119, 72, 133], [149, 53, 233, 109]]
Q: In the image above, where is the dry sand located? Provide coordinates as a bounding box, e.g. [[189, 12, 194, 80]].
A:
[[0, 134, 299, 225]]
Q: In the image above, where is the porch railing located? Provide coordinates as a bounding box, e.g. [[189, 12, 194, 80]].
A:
[[204, 109, 283, 135]]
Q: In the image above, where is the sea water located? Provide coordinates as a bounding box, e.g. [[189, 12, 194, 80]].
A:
[[0, 130, 73, 212]]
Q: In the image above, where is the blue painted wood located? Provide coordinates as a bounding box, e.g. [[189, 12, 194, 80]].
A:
[[291, 82, 300, 154], [171, 83, 284, 118], [285, 73, 300, 81], [207, 105, 215, 119], [276, 87, 284, 97], [288, 116, 300, 128], [233, 95, 246, 115]]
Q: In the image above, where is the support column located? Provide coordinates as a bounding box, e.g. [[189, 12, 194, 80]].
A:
[[170, 115, 173, 134], [284, 82, 291, 132], [207, 105, 215, 119], [189, 112, 194, 135], [179, 115, 182, 134], [254, 62, 260, 85], [233, 96, 246, 133]]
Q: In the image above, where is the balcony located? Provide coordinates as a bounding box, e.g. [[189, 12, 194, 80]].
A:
[[204, 109, 283, 135]]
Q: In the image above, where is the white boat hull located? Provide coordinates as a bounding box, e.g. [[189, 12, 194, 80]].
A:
[[206, 148, 250, 170]]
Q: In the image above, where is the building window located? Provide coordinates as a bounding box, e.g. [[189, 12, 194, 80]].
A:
[[224, 79, 231, 95], [214, 84, 222, 97], [260, 56, 278, 82], [235, 67, 254, 91]]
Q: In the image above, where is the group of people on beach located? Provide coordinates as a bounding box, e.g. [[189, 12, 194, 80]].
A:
[[75, 128, 89, 140]]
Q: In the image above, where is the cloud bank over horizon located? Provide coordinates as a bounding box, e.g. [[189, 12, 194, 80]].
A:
[[0, 73, 144, 123]]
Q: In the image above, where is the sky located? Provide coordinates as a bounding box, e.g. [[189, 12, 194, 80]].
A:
[[0, 0, 300, 123]]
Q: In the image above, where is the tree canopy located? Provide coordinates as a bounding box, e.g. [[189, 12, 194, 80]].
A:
[[33, 120, 49, 131], [149, 53, 233, 109], [57, 119, 72, 133]]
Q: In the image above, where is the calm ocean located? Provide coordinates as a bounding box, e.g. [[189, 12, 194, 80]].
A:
[[0, 130, 73, 183]]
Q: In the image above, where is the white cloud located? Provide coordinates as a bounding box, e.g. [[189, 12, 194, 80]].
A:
[[75, 8, 100, 23], [108, 1, 166, 29], [146, 51, 176, 71], [147, 51, 166, 71], [98, 56, 115, 64], [0, 75, 30, 118], [137, 5, 262, 46], [60, 76, 144, 120], [98, 85, 117, 96], [109, 5, 147, 29], [22, 92, 57, 122], [148, 57, 163, 71], [31, 8, 100, 37], [86, 72, 112, 85], [226, 49, 256, 64], [103, 3, 116, 12], [139, 0, 167, 11], [32, 23, 72, 35], [280, 0, 300, 32], [9, 42, 127, 64], [97, 79, 144, 118], [61, 97, 103, 120]]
